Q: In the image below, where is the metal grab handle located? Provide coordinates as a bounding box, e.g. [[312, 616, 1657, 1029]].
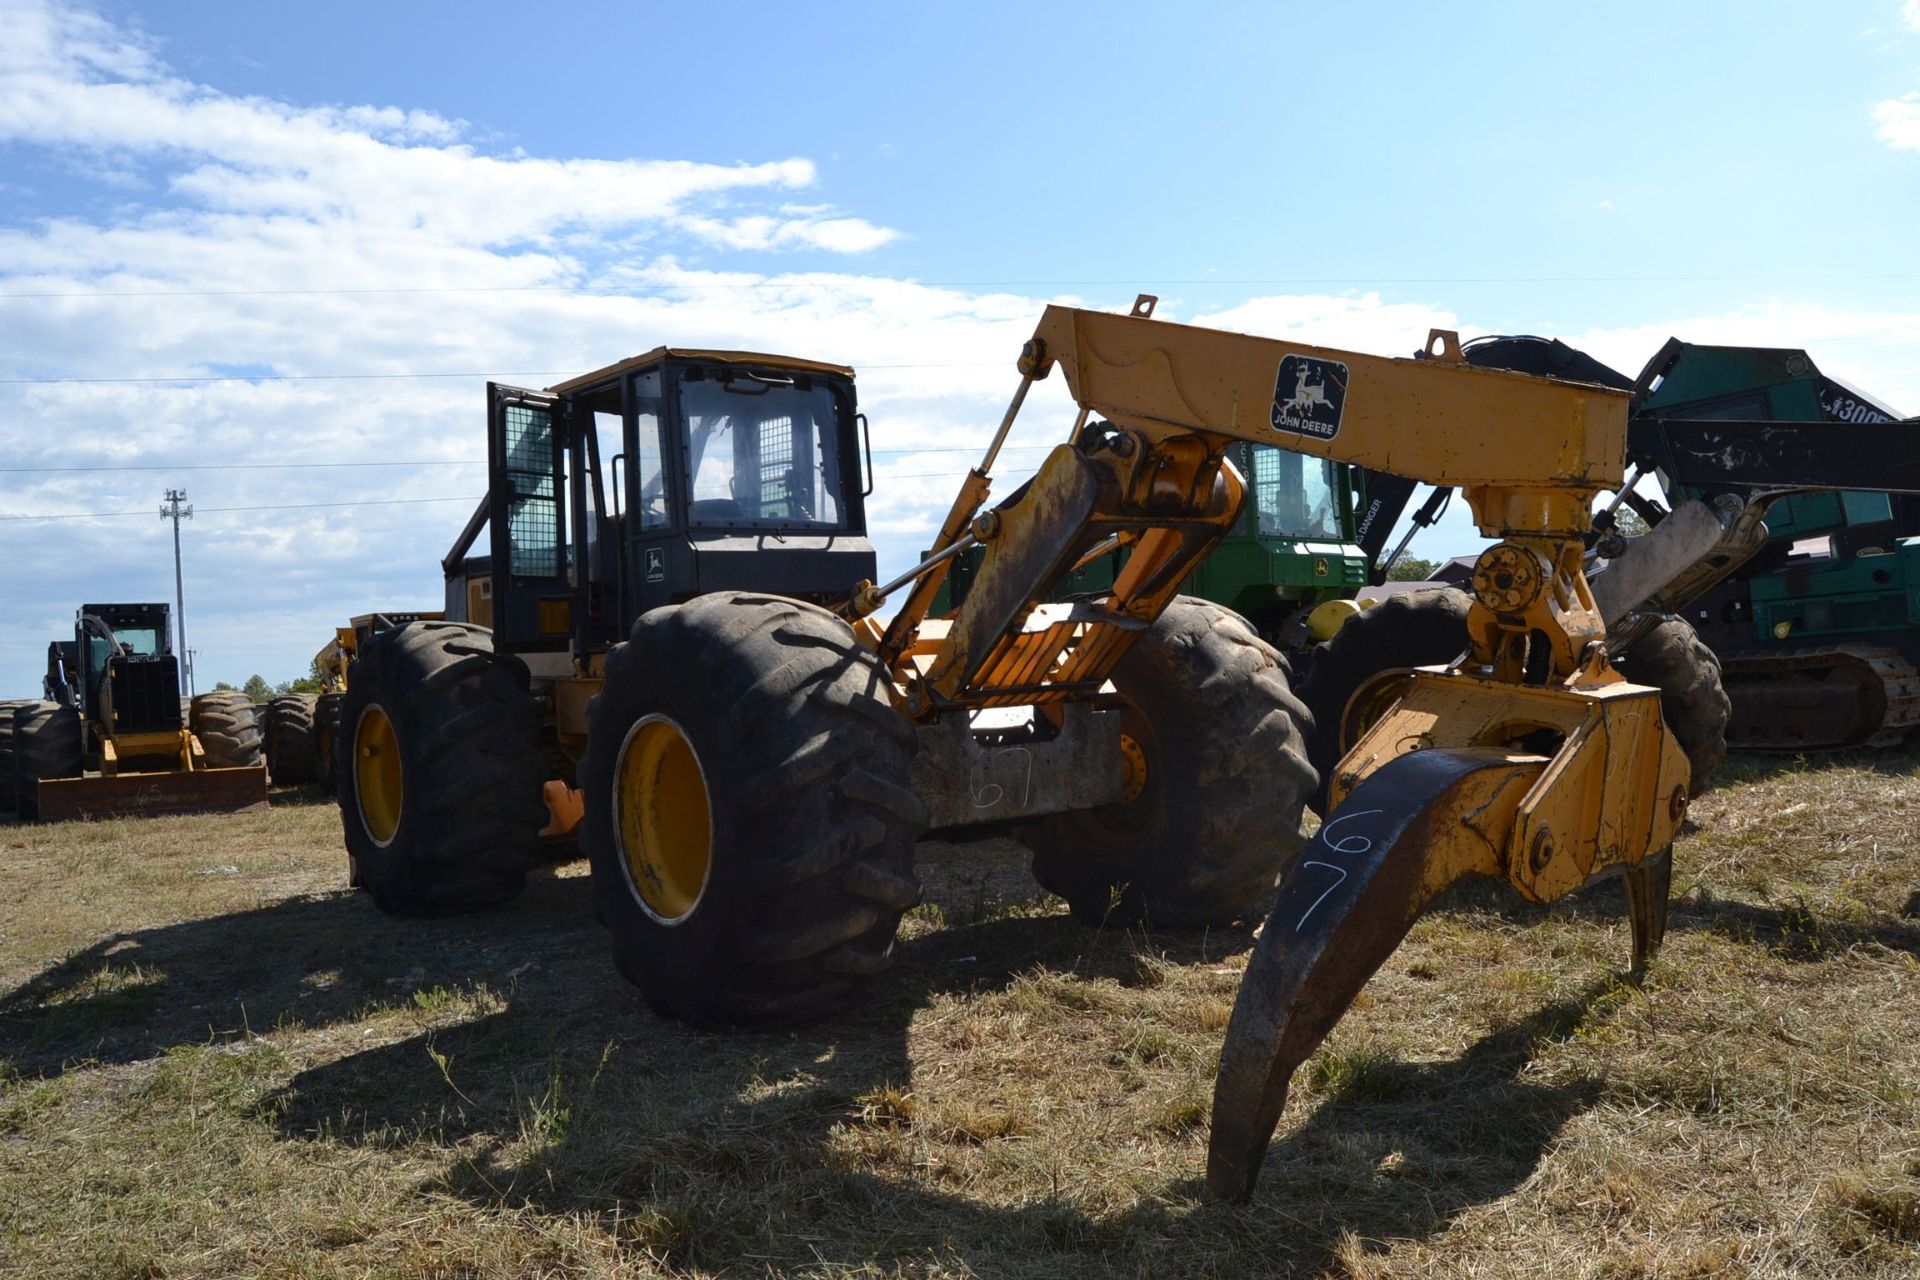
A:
[[858, 413, 875, 497]]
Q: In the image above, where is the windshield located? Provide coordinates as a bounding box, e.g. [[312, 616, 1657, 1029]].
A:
[[111, 627, 161, 655], [1250, 446, 1343, 541], [679, 370, 849, 529]]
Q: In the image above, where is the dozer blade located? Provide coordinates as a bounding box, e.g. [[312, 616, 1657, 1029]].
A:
[[32, 764, 269, 822], [1207, 749, 1534, 1203]]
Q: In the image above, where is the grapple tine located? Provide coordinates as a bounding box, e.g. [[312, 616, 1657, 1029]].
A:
[[1623, 846, 1672, 976], [1206, 750, 1522, 1202]]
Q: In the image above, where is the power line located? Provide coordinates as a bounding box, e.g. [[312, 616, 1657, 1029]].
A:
[[0, 444, 1054, 475], [0, 495, 480, 522], [0, 273, 1912, 301], [0, 460, 1042, 521], [0, 361, 1005, 385]]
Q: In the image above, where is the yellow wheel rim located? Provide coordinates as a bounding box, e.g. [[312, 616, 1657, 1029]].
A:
[[614, 714, 713, 925], [1118, 732, 1149, 804], [354, 703, 404, 847]]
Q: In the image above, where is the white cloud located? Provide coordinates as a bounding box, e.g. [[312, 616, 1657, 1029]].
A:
[[2, 0, 1916, 695], [1873, 92, 1920, 149], [1872, 3, 1920, 147], [0, 0, 879, 266], [1192, 291, 1461, 357]]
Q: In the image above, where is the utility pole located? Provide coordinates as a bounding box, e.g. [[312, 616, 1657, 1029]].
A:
[[161, 488, 193, 695]]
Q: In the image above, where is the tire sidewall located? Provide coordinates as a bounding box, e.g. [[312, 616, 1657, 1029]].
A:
[[337, 641, 423, 883], [581, 644, 749, 1006]]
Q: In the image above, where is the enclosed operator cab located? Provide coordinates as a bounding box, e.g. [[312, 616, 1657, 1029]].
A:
[[449, 348, 877, 658], [58, 602, 184, 740]]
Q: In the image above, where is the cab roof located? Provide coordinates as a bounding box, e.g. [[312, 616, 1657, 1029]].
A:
[[546, 347, 855, 396]]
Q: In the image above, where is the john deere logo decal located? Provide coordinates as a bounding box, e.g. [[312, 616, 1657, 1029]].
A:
[[1271, 355, 1348, 440], [645, 547, 666, 583]]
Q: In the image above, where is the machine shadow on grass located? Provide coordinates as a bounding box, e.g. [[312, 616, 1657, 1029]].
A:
[[0, 856, 607, 1079], [5, 825, 1900, 1274], [1421, 871, 1920, 967], [153, 850, 1598, 1279]]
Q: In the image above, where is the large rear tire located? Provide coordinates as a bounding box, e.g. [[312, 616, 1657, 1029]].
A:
[[1296, 588, 1473, 815], [1018, 597, 1316, 929], [336, 621, 548, 915], [580, 593, 926, 1028], [190, 692, 265, 769], [11, 700, 83, 820], [264, 693, 322, 785], [314, 691, 344, 791], [1616, 617, 1730, 797]]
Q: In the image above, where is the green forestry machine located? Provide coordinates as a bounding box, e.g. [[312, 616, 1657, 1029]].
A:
[[932, 440, 1378, 646], [1631, 340, 1919, 750], [1430, 336, 1920, 753], [2, 603, 266, 820]]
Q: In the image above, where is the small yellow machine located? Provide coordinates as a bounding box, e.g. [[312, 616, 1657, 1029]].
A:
[[14, 603, 266, 820]]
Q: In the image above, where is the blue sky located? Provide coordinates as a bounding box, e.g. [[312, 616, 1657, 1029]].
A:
[[2, 0, 1918, 693]]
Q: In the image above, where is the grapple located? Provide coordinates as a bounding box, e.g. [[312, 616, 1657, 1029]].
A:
[[1206, 619, 1690, 1201]]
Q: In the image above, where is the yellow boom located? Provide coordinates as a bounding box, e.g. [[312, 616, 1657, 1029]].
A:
[[856, 296, 1687, 1200]]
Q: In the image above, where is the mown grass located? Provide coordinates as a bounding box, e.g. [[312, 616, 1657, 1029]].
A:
[[0, 752, 1916, 1278]]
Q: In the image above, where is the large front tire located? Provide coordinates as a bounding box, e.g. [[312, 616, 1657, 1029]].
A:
[[580, 593, 926, 1029], [336, 622, 548, 915], [1018, 597, 1316, 929], [0, 698, 39, 812]]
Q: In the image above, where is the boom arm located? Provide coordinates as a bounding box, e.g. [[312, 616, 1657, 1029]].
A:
[[872, 300, 1635, 715], [1032, 303, 1627, 490]]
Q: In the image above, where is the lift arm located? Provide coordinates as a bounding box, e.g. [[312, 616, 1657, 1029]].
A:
[[870, 300, 1633, 710]]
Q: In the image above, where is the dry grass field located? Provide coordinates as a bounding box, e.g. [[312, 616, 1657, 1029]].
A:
[[1, 751, 1917, 1278]]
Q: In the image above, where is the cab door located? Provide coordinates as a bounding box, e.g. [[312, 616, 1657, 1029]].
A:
[[486, 382, 571, 652], [622, 368, 680, 621]]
